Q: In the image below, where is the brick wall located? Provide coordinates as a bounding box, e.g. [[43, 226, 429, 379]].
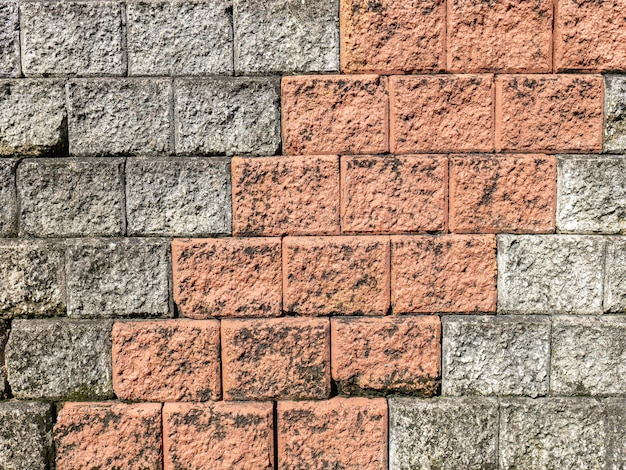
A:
[[0, 0, 625, 469]]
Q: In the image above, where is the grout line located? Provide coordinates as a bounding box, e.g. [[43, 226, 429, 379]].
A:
[[272, 401, 279, 470]]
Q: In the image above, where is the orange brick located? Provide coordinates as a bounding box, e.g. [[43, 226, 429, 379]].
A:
[[331, 316, 441, 396], [172, 238, 281, 318], [221, 317, 330, 401], [55, 402, 162, 470], [232, 155, 340, 236], [112, 320, 221, 402], [163, 402, 274, 470], [341, 155, 447, 234], [278, 397, 387, 470], [555, 0, 626, 72], [391, 235, 497, 313], [390, 75, 494, 153], [283, 236, 390, 315], [495, 74, 604, 153], [449, 155, 556, 233], [282, 75, 388, 155], [447, 0, 553, 73], [340, 0, 445, 73]]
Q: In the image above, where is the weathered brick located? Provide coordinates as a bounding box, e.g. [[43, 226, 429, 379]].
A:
[[175, 77, 280, 156], [341, 155, 446, 234], [282, 75, 388, 155], [66, 238, 171, 318], [340, 0, 445, 73], [283, 236, 390, 315], [391, 235, 496, 313], [127, 0, 232, 75], [499, 398, 605, 469], [173, 238, 281, 318], [606, 399, 626, 469], [331, 316, 440, 396], [278, 398, 387, 470], [497, 235, 605, 314], [164, 402, 274, 470], [55, 402, 162, 470], [0, 401, 53, 470], [389, 397, 498, 470], [442, 316, 550, 397], [390, 75, 494, 153], [235, 0, 339, 74], [0, 1, 20, 77], [555, 0, 626, 72], [495, 74, 604, 152], [606, 237, 626, 313], [605, 75, 626, 153], [232, 155, 340, 236], [67, 78, 171, 156], [20, 1, 124, 76], [5, 319, 113, 400], [221, 317, 330, 400], [450, 154, 556, 234], [0, 239, 65, 318], [0, 158, 16, 236], [126, 157, 231, 236], [447, 0, 552, 73], [18, 158, 124, 237], [0, 79, 66, 156], [557, 155, 626, 234]]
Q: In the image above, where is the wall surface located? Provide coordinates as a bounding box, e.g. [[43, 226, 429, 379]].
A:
[[0, 0, 625, 469]]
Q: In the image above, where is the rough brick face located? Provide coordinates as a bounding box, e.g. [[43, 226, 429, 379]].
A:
[[112, 320, 221, 402], [283, 236, 390, 315], [0, 158, 17, 236], [232, 155, 340, 236], [605, 238, 626, 313], [341, 155, 447, 234], [390, 75, 494, 153], [449, 154, 556, 234], [391, 235, 497, 313], [0, 2, 20, 77], [331, 316, 441, 396], [172, 238, 282, 318]]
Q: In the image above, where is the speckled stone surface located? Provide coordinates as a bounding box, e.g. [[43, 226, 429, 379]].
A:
[[605, 237, 626, 313], [0, 158, 16, 236], [604, 75, 626, 153], [0, 1, 20, 76]]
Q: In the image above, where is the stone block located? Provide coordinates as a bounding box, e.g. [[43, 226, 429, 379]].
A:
[[0, 158, 16, 236], [606, 399, 626, 470], [605, 237, 626, 313], [0, 1, 20, 77], [605, 75, 626, 153]]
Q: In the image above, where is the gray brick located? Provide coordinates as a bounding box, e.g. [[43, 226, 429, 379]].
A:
[[557, 155, 626, 234], [0, 401, 53, 470], [6, 319, 113, 400], [389, 397, 498, 470], [604, 75, 626, 153], [127, 157, 232, 236], [606, 399, 626, 470], [174, 77, 280, 156], [497, 235, 605, 314], [0, 319, 7, 397], [17, 158, 125, 237], [67, 79, 171, 156], [605, 237, 626, 313], [66, 238, 171, 318], [20, 1, 124, 76], [0, 239, 65, 318], [0, 1, 20, 77], [234, 0, 339, 74], [499, 398, 605, 470], [0, 79, 67, 156], [127, 0, 233, 76], [0, 158, 16, 236], [442, 316, 550, 397]]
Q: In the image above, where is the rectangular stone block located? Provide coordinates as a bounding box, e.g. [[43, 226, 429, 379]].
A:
[[557, 155, 626, 234], [0, 1, 20, 77], [126, 156, 231, 236], [164, 402, 274, 470], [497, 234, 605, 314], [0, 79, 67, 156], [175, 77, 280, 156], [389, 397, 498, 470], [0, 401, 53, 470], [128, 0, 232, 75], [605, 75, 626, 153], [606, 237, 626, 313], [235, 0, 338, 74], [67, 78, 171, 156], [442, 316, 550, 397], [5, 319, 113, 400], [0, 239, 65, 318], [0, 158, 16, 236], [221, 317, 330, 400], [18, 158, 125, 237], [66, 238, 171, 318], [20, 1, 124, 76], [606, 399, 626, 470]]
